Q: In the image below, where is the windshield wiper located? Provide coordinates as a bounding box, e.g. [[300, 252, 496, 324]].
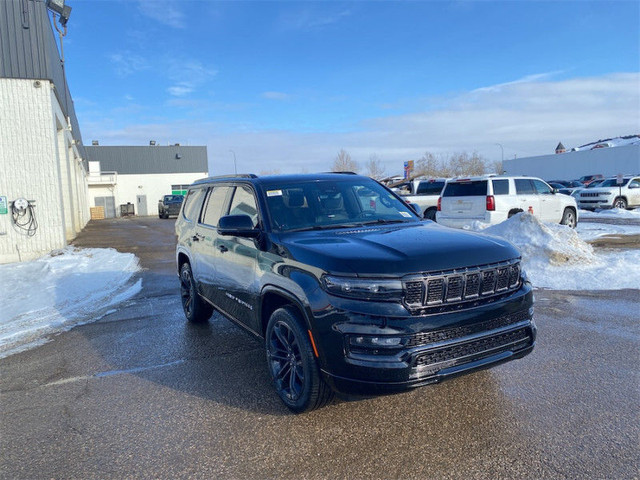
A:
[[360, 219, 409, 226], [286, 223, 365, 232]]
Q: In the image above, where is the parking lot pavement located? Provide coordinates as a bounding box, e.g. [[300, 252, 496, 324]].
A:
[[1, 217, 638, 479]]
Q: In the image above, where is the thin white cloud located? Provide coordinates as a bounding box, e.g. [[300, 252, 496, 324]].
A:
[[262, 91, 292, 101], [167, 85, 193, 97], [165, 60, 218, 97], [473, 71, 565, 93], [108, 52, 149, 77], [137, 0, 185, 29], [83, 73, 640, 175], [279, 8, 352, 31]]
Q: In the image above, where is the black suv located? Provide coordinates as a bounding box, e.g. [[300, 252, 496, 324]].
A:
[[175, 173, 536, 412]]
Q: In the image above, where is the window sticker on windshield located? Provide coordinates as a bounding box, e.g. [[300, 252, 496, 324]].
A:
[[400, 211, 412, 217], [266, 190, 283, 197]]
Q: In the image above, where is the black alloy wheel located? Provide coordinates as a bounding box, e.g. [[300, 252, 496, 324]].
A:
[[179, 262, 213, 323], [265, 307, 333, 413]]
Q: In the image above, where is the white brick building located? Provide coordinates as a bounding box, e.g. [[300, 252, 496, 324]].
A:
[[84, 145, 208, 217], [0, 0, 89, 264]]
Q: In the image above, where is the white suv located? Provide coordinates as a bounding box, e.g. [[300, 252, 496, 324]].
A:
[[576, 176, 640, 210], [436, 175, 579, 228]]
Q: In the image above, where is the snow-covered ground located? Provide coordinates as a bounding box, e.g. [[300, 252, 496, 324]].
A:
[[468, 213, 640, 290], [0, 247, 142, 359], [579, 207, 640, 219]]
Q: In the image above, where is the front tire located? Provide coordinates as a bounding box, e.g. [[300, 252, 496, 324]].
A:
[[560, 208, 577, 228], [265, 307, 333, 413], [179, 262, 213, 323], [424, 208, 437, 221], [613, 197, 627, 209]]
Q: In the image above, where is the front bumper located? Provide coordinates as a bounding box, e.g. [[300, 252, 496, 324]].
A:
[[312, 283, 535, 396]]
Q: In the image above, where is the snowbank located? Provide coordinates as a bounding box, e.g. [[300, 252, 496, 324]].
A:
[[0, 247, 142, 358], [471, 214, 640, 290]]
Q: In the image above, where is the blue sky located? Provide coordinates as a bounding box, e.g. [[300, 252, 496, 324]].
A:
[[60, 1, 640, 175]]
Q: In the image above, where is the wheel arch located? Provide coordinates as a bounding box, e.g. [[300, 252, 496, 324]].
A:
[[260, 286, 312, 337]]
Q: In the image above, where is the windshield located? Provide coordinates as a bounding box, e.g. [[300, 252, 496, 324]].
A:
[[442, 180, 488, 197], [599, 178, 630, 187], [263, 178, 419, 232], [164, 195, 184, 203]]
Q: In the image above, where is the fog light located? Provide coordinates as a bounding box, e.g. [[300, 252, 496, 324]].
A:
[[528, 306, 534, 317]]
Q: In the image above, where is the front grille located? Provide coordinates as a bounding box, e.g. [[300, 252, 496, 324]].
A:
[[580, 192, 603, 198], [412, 327, 531, 368], [404, 260, 521, 312], [405, 309, 531, 348]]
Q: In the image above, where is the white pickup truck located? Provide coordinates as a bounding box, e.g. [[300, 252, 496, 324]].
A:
[[394, 178, 448, 220]]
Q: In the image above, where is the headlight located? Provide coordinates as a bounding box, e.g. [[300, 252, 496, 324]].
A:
[[322, 275, 404, 301], [600, 192, 612, 196]]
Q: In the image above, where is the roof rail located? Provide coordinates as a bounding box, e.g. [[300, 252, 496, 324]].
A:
[[192, 173, 258, 185], [324, 171, 358, 175]]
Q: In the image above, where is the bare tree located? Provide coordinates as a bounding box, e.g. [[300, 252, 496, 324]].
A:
[[365, 154, 385, 179], [415, 152, 440, 177], [490, 160, 503, 174], [332, 149, 359, 173], [447, 151, 486, 177]]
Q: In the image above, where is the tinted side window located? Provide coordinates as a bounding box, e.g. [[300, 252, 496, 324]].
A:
[[201, 186, 231, 226], [416, 181, 445, 195], [228, 185, 259, 227], [443, 181, 487, 197], [182, 188, 206, 221], [492, 179, 509, 195], [515, 179, 535, 194], [532, 179, 552, 195]]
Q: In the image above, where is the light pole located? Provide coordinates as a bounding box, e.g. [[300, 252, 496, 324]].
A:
[[495, 143, 504, 163], [229, 150, 237, 175]]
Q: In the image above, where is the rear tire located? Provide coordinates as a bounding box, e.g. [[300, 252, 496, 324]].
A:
[[265, 307, 334, 413], [560, 208, 577, 228], [613, 197, 627, 209], [508, 209, 523, 218], [179, 262, 213, 323]]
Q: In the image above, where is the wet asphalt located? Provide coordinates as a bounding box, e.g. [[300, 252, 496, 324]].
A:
[[0, 217, 638, 479]]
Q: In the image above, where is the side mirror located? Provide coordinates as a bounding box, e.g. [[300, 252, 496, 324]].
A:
[[628, 183, 639, 189], [218, 214, 260, 238]]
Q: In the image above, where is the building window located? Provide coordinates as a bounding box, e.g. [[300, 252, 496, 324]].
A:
[[171, 184, 191, 195]]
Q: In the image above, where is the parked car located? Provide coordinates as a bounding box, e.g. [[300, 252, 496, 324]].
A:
[[578, 174, 604, 186], [577, 175, 640, 210], [397, 178, 448, 220], [569, 179, 604, 199], [436, 175, 579, 228], [158, 194, 184, 218], [547, 180, 583, 189], [175, 173, 536, 412]]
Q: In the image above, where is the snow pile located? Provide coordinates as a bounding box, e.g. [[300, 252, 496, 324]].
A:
[[0, 247, 142, 358], [473, 213, 640, 290], [484, 214, 596, 265], [579, 208, 640, 219]]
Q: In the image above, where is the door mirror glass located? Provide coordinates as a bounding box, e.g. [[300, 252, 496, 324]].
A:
[[218, 214, 260, 238]]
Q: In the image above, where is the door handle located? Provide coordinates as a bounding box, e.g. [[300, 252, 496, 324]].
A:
[[218, 245, 228, 253], [192, 233, 204, 242]]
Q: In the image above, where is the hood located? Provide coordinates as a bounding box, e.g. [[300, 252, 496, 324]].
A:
[[276, 222, 520, 276]]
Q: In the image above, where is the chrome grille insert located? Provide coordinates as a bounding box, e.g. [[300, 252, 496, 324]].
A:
[[403, 260, 521, 312]]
